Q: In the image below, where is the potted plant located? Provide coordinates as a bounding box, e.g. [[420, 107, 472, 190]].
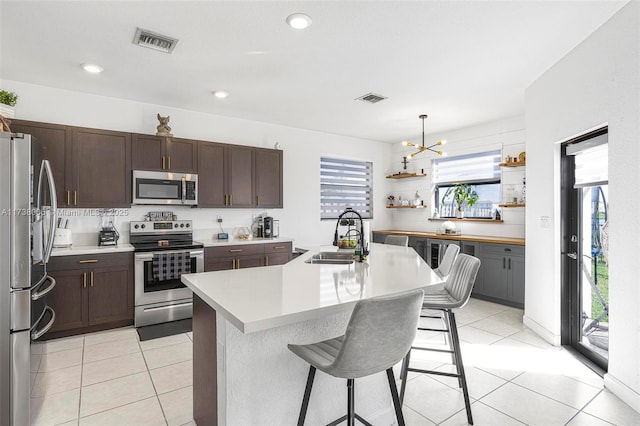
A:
[[0, 89, 18, 119], [443, 183, 479, 218]]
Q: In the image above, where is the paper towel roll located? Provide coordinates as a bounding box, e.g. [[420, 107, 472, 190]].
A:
[[362, 221, 371, 251]]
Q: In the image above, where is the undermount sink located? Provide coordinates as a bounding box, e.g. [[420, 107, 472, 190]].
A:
[[304, 252, 354, 265]]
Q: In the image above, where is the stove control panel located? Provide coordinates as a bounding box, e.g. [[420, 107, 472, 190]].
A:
[[130, 220, 192, 234]]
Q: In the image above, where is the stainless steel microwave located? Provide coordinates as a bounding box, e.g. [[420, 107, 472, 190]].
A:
[[132, 170, 198, 205]]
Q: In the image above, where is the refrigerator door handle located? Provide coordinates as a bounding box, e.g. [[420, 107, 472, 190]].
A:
[[31, 306, 55, 340], [32, 275, 56, 301], [39, 160, 58, 264]]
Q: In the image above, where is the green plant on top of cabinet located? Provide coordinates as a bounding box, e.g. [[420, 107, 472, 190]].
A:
[[132, 134, 197, 173]]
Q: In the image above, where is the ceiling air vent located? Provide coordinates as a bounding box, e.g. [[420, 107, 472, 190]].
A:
[[133, 28, 178, 54], [355, 93, 387, 104]]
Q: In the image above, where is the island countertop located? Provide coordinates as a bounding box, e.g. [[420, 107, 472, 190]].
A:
[[182, 242, 443, 334]]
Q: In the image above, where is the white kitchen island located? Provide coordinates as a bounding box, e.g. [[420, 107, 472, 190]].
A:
[[182, 243, 443, 426]]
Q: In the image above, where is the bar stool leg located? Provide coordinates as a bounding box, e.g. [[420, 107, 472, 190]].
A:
[[297, 366, 316, 426], [448, 311, 473, 425], [399, 351, 411, 405], [347, 379, 355, 426], [444, 310, 463, 388], [386, 368, 406, 426]]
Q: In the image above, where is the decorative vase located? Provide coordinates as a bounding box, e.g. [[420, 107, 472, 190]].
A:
[[455, 209, 464, 219], [0, 103, 15, 119]]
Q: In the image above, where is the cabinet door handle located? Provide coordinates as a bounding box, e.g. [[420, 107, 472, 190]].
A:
[[74, 190, 77, 206], [225, 194, 229, 206], [256, 195, 260, 205], [82, 272, 87, 288], [66, 190, 71, 206], [229, 194, 232, 206], [168, 156, 171, 170], [229, 249, 242, 253], [162, 156, 166, 170], [508, 258, 511, 270], [265, 255, 269, 266], [237, 258, 240, 269], [503, 258, 506, 269], [273, 246, 285, 250], [78, 259, 98, 264], [232, 259, 236, 269], [90, 271, 94, 287]]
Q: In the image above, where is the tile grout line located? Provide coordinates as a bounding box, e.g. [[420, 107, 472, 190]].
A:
[[566, 388, 616, 426], [77, 336, 85, 424], [137, 333, 170, 426]]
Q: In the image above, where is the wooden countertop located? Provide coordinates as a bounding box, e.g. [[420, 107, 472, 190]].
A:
[[373, 230, 525, 246]]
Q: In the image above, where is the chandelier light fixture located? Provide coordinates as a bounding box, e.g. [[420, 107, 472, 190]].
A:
[[402, 114, 447, 159]]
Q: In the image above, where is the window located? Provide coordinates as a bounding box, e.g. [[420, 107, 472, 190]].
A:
[[320, 157, 373, 219], [433, 150, 501, 218]]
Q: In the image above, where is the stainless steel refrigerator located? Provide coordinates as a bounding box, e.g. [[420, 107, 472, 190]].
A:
[[0, 132, 58, 425]]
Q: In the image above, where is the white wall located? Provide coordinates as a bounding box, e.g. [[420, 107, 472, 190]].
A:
[[525, 1, 639, 412], [3, 80, 394, 247], [387, 115, 526, 238]]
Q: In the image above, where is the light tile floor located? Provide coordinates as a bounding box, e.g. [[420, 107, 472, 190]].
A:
[[29, 299, 640, 425]]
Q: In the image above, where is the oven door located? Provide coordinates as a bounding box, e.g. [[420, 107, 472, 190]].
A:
[[134, 249, 203, 306]]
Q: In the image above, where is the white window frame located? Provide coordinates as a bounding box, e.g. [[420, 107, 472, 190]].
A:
[[320, 157, 373, 220]]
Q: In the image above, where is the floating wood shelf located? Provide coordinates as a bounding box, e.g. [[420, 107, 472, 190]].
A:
[[385, 173, 427, 179], [386, 205, 426, 209], [499, 161, 526, 167], [499, 203, 526, 208]]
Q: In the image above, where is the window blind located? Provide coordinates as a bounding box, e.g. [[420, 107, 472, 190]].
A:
[[572, 144, 608, 188], [320, 157, 372, 219], [432, 149, 501, 185]]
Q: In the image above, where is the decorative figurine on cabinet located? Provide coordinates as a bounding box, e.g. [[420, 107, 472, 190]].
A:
[[156, 113, 173, 137]]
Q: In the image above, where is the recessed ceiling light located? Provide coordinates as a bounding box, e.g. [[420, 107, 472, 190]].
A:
[[286, 13, 312, 30], [81, 63, 104, 74], [212, 90, 229, 99]]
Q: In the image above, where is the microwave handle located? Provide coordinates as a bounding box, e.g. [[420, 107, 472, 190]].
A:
[[181, 176, 186, 204]]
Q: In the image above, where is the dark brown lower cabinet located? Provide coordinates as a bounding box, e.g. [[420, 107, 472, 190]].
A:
[[46, 253, 134, 338], [204, 242, 292, 271]]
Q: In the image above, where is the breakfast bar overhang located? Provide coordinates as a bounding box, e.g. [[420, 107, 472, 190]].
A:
[[182, 243, 444, 425]]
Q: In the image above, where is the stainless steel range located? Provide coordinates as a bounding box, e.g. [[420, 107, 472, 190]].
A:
[[130, 220, 203, 327]]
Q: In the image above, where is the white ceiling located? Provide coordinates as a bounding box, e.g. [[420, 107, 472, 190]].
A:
[[0, 1, 627, 143]]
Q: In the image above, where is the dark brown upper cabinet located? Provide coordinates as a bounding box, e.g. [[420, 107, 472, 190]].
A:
[[196, 142, 282, 209], [132, 134, 197, 173], [255, 148, 283, 208], [70, 127, 131, 208], [11, 120, 131, 208], [197, 141, 226, 207], [10, 120, 70, 206]]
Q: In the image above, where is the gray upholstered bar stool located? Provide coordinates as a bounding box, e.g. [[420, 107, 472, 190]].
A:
[[288, 289, 424, 426], [399, 254, 481, 425], [384, 235, 409, 247], [434, 244, 460, 277]]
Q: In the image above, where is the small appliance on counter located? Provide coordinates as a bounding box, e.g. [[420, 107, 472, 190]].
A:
[[54, 228, 72, 248], [98, 209, 120, 246], [263, 216, 274, 238]]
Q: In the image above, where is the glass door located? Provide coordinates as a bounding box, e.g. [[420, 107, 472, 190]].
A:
[[561, 128, 609, 370]]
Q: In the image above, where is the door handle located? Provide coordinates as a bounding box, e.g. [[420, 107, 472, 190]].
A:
[[237, 258, 240, 269], [74, 190, 77, 206], [31, 306, 56, 340], [90, 271, 94, 287], [168, 156, 171, 170], [503, 258, 506, 269], [32, 275, 56, 301], [162, 156, 166, 170], [508, 258, 511, 269], [232, 259, 236, 269], [567, 252, 578, 260], [257, 195, 260, 206], [39, 160, 58, 263], [229, 249, 243, 253], [83, 272, 87, 288], [67, 190, 71, 206], [265, 255, 269, 266], [229, 194, 233, 206]]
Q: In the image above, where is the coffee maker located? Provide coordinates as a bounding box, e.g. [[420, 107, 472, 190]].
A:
[[98, 209, 120, 246], [263, 216, 274, 238]]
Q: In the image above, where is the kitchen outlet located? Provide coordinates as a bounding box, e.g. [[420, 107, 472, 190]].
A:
[[540, 215, 550, 229], [217, 215, 223, 223]]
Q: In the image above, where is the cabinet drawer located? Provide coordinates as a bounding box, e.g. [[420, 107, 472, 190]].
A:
[[48, 252, 132, 271], [205, 244, 265, 258], [264, 242, 292, 254], [479, 243, 524, 257]]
